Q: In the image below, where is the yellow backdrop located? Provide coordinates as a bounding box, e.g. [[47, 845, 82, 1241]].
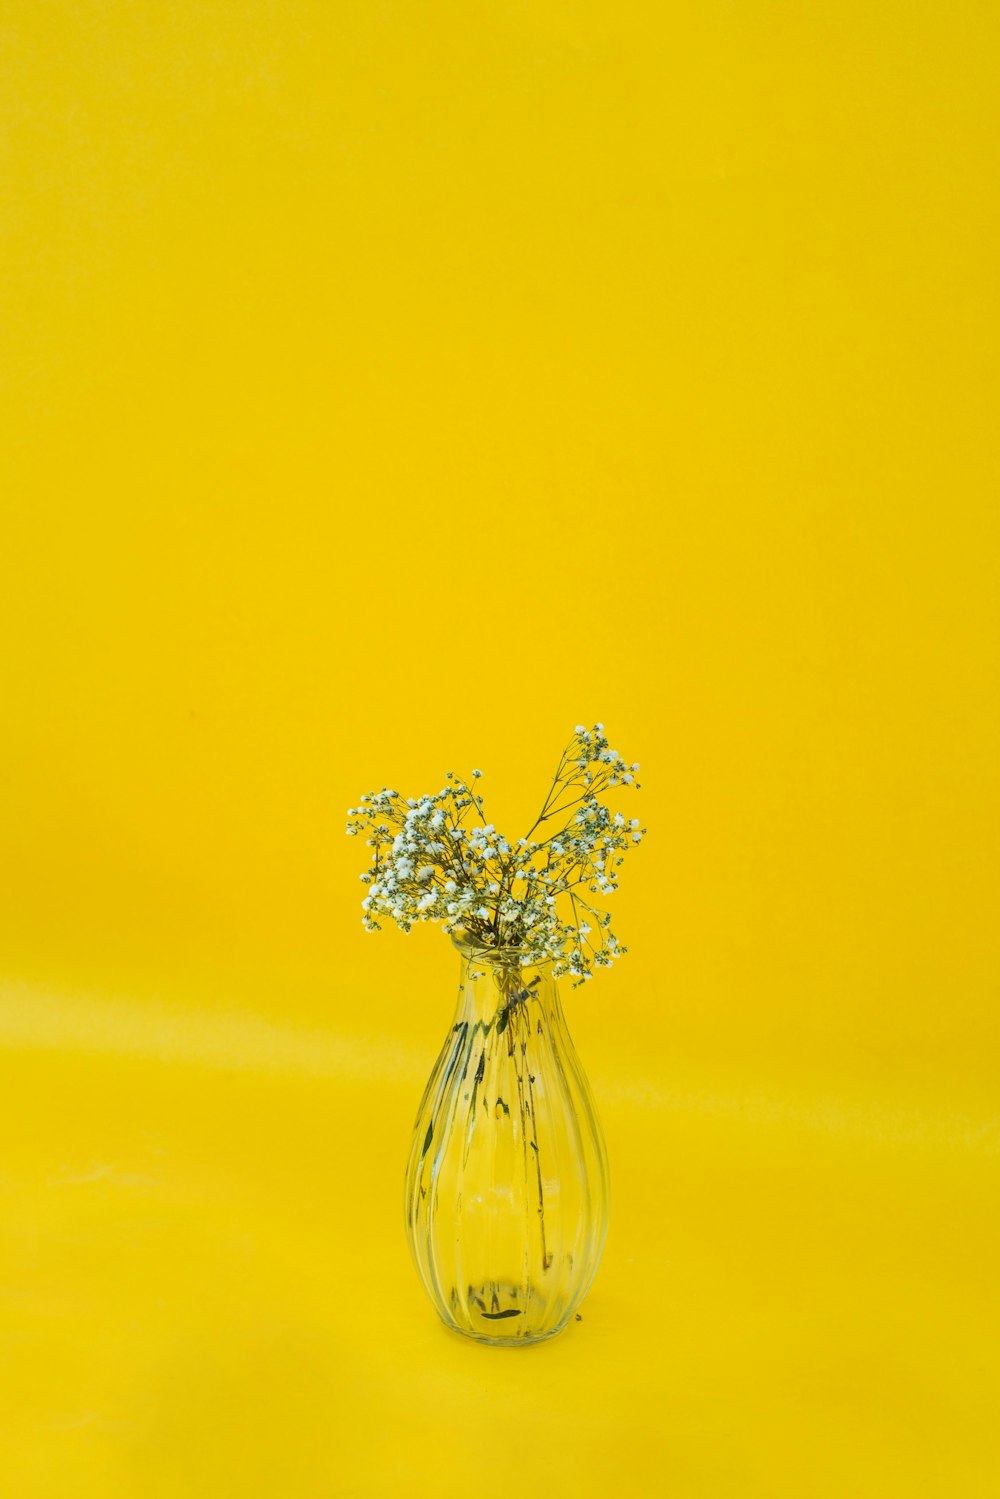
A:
[[2, 2, 998, 1495]]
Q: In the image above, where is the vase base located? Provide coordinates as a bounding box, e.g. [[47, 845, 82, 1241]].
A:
[[444, 1320, 569, 1348], [435, 1279, 577, 1346]]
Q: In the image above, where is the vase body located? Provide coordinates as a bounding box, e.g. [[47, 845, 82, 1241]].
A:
[[403, 941, 610, 1345]]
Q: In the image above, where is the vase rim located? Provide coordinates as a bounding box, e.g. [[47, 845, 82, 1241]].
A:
[[449, 931, 555, 968]]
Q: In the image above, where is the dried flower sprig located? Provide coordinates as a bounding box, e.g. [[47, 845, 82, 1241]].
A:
[[346, 724, 646, 985]]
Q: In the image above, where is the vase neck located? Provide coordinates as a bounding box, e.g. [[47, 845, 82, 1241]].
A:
[[454, 949, 560, 1026]]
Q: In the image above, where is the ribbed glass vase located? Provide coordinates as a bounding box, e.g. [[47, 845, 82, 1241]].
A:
[[403, 935, 610, 1346]]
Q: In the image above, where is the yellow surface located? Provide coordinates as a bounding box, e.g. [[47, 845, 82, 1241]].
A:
[[1, 2, 998, 1494]]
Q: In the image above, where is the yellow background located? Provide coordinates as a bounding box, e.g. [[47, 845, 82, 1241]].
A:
[[2, 2, 998, 1494]]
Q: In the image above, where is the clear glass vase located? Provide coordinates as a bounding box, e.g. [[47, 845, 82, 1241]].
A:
[[403, 936, 610, 1345]]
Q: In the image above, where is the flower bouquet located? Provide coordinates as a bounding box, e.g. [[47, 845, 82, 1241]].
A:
[[346, 723, 646, 1344]]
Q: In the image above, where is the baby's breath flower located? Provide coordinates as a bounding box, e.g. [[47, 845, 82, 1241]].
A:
[[345, 721, 646, 983]]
